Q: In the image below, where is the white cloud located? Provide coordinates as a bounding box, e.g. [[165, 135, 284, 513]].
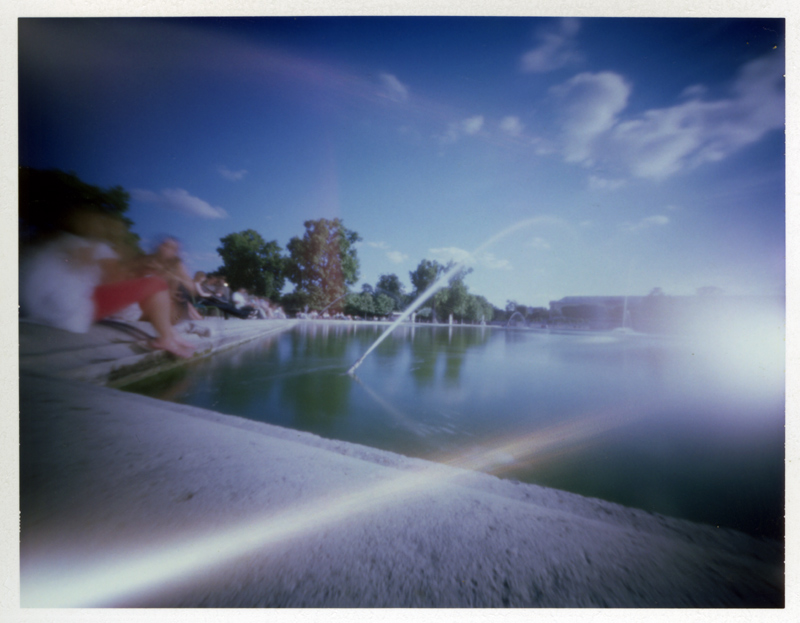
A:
[[430, 246, 472, 264], [479, 252, 512, 270], [441, 115, 485, 143], [130, 188, 160, 203], [366, 240, 407, 264], [520, 18, 582, 73], [386, 250, 409, 264], [378, 72, 409, 102], [622, 215, 670, 233], [218, 165, 247, 181], [500, 115, 524, 137], [550, 52, 784, 181], [615, 53, 784, 179], [462, 115, 484, 135], [430, 247, 512, 270], [681, 84, 707, 99], [550, 71, 631, 164], [131, 188, 228, 219], [588, 175, 626, 191], [528, 237, 551, 250]]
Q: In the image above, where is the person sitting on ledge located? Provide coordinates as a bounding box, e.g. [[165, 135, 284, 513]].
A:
[[136, 236, 203, 324], [192, 271, 248, 319], [232, 287, 259, 319], [19, 209, 195, 358]]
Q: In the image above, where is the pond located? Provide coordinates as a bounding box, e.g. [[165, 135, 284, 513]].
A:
[[126, 320, 785, 540]]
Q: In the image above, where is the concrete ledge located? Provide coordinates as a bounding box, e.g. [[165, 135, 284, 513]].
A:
[[19, 317, 297, 388]]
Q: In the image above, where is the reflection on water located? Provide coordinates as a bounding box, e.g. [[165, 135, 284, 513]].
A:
[[127, 320, 784, 540]]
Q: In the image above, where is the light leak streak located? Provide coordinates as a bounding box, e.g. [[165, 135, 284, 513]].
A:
[[23, 401, 639, 608]]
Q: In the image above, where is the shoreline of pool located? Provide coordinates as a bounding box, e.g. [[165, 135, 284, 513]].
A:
[[17, 318, 784, 607]]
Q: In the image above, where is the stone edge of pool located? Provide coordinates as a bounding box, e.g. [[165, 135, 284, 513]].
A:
[[16, 318, 786, 608]]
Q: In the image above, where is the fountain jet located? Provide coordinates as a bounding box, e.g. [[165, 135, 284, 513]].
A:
[[346, 217, 544, 375]]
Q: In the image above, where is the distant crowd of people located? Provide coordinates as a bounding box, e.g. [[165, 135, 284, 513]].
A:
[[192, 272, 286, 321], [19, 207, 286, 359], [295, 310, 354, 321]]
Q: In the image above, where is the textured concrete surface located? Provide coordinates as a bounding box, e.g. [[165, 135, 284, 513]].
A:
[[16, 319, 785, 608]]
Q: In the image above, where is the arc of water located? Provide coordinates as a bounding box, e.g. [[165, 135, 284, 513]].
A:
[[346, 217, 544, 375]]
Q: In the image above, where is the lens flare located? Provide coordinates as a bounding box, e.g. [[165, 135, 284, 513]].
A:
[[23, 385, 639, 608], [24, 399, 637, 608]]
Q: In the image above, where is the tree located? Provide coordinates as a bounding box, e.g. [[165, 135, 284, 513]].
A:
[[217, 229, 286, 299], [409, 259, 444, 299], [376, 273, 406, 311], [408, 259, 447, 321], [345, 291, 374, 318], [438, 276, 470, 321], [373, 293, 395, 317], [528, 307, 549, 322], [286, 218, 361, 311], [470, 295, 494, 323], [19, 167, 140, 253]]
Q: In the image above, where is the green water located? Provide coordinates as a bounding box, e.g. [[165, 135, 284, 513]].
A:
[[126, 322, 785, 539]]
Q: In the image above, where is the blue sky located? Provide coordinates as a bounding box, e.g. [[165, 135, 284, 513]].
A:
[[18, 16, 785, 308]]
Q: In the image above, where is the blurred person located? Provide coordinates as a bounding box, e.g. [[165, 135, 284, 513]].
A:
[[138, 236, 202, 323], [193, 271, 250, 319], [232, 287, 258, 318], [19, 209, 195, 358]]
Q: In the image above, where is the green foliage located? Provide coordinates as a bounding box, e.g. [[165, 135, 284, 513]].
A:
[[344, 290, 394, 318], [373, 293, 395, 317], [409, 259, 444, 299], [217, 229, 286, 299], [286, 218, 361, 311], [437, 276, 470, 320], [376, 273, 406, 311], [345, 291, 374, 317], [19, 166, 140, 252], [280, 290, 310, 315], [470, 295, 494, 323]]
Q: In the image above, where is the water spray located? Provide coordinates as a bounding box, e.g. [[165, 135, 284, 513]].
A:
[[346, 217, 545, 375]]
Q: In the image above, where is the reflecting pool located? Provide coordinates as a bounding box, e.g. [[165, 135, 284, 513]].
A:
[[126, 321, 785, 539]]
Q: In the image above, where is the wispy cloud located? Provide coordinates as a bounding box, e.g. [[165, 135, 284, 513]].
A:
[[549, 71, 631, 164], [131, 188, 228, 219], [622, 215, 670, 233], [527, 237, 551, 250], [386, 250, 409, 264], [441, 115, 485, 143], [462, 115, 484, 135], [218, 165, 247, 181], [499, 115, 524, 137], [614, 53, 784, 179], [550, 51, 784, 180], [520, 18, 582, 73], [378, 72, 409, 103], [366, 241, 408, 264], [588, 175, 626, 191], [430, 247, 512, 271]]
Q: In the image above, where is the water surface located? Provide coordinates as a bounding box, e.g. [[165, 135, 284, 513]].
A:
[[127, 322, 784, 539]]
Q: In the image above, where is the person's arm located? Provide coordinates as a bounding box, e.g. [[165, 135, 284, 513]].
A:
[[174, 262, 197, 296], [195, 280, 214, 298]]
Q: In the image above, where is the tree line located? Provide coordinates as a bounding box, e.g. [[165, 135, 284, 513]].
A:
[[216, 223, 495, 322], [18, 167, 499, 322]]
